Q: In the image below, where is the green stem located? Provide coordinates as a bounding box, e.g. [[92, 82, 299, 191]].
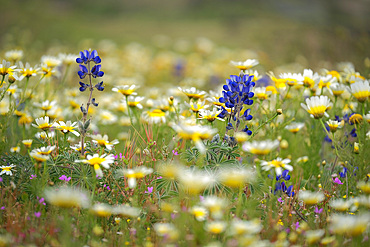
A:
[[22, 77, 30, 102], [0, 75, 5, 88], [0, 83, 12, 102], [283, 86, 291, 101], [319, 118, 340, 158], [126, 95, 133, 125], [251, 113, 279, 138], [236, 184, 244, 217]]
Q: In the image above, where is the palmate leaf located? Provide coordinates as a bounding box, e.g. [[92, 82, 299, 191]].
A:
[[182, 148, 199, 162]]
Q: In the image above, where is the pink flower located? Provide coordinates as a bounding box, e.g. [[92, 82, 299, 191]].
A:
[[30, 174, 37, 179], [332, 177, 343, 185], [59, 175, 71, 182], [314, 206, 323, 214], [172, 150, 179, 156], [145, 187, 153, 194], [34, 212, 41, 218], [294, 221, 300, 230], [278, 197, 283, 203]]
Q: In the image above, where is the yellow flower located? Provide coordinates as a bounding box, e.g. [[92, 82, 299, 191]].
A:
[[305, 230, 325, 245], [120, 166, 153, 188], [90, 204, 112, 217], [205, 221, 227, 234], [326, 120, 343, 132], [91, 134, 119, 150], [254, 87, 272, 100], [218, 167, 255, 188], [112, 85, 139, 96], [285, 122, 305, 133], [0, 60, 17, 76], [266, 85, 278, 94], [198, 108, 224, 122], [298, 190, 324, 205], [32, 116, 53, 130], [349, 80, 370, 102], [75, 154, 115, 177], [190, 206, 208, 221], [178, 87, 207, 100], [242, 139, 279, 155], [357, 181, 370, 194], [18, 62, 39, 78], [349, 114, 363, 124], [301, 96, 332, 119], [142, 109, 166, 124], [330, 213, 370, 237], [230, 59, 259, 70], [44, 187, 90, 208], [22, 139, 33, 149]]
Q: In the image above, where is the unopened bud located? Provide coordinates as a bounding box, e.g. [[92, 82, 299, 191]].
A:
[[277, 109, 283, 115], [84, 119, 91, 130], [8, 75, 16, 84], [322, 160, 326, 166]]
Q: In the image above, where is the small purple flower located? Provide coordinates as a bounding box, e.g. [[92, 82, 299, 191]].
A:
[[59, 175, 71, 182], [294, 221, 300, 230], [145, 187, 153, 194], [30, 174, 37, 179], [314, 206, 323, 214], [0, 177, 3, 182], [103, 184, 111, 190], [156, 176, 163, 179], [34, 212, 41, 218], [96, 175, 102, 179], [278, 197, 283, 203], [332, 177, 343, 185], [199, 195, 204, 201], [1, 206, 5, 210], [172, 150, 179, 156]]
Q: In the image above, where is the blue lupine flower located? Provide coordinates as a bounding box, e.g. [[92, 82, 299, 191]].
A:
[[78, 65, 88, 79], [91, 65, 104, 78], [79, 82, 88, 92], [218, 72, 255, 135], [273, 170, 294, 197], [349, 128, 357, 137], [91, 98, 98, 107], [285, 185, 295, 197], [76, 50, 101, 64], [276, 170, 291, 181], [94, 81, 104, 91], [339, 167, 348, 178]]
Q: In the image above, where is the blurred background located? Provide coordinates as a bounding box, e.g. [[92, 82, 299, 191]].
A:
[[1, 0, 369, 69]]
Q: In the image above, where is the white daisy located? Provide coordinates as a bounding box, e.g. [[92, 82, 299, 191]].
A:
[[260, 157, 292, 176], [301, 95, 332, 119], [0, 164, 16, 176]]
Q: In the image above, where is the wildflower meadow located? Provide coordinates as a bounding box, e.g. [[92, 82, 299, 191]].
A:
[[1, 4, 370, 246]]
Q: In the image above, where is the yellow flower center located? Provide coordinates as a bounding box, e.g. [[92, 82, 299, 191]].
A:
[[148, 109, 165, 117], [2, 167, 12, 172], [38, 123, 51, 129], [87, 157, 105, 165], [269, 160, 285, 168], [249, 148, 271, 155], [353, 91, 370, 102], [303, 77, 315, 88], [307, 105, 327, 118]]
